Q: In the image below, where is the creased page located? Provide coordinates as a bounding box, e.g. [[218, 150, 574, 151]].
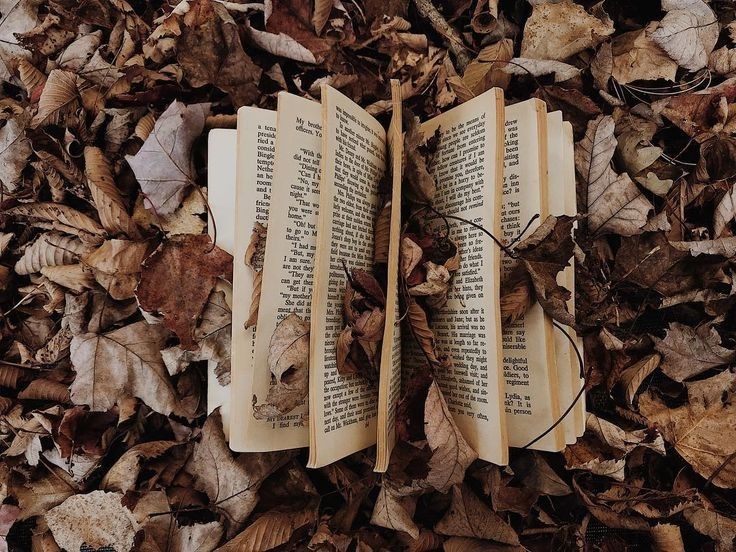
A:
[[501, 99, 564, 452], [421, 88, 508, 465], [563, 120, 586, 438], [547, 111, 577, 445], [245, 94, 321, 451], [375, 80, 403, 473], [228, 107, 282, 451], [308, 85, 386, 468], [206, 129, 236, 439]]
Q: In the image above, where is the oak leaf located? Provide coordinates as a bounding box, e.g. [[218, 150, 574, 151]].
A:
[[651, 0, 718, 72], [136, 234, 232, 350], [125, 100, 210, 215]]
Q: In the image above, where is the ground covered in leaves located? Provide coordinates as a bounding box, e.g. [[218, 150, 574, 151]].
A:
[[1, 0, 736, 550]]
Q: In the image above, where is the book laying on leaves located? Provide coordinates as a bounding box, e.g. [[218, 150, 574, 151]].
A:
[[206, 82, 584, 470]]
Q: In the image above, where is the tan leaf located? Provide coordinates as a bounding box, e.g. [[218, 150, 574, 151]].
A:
[[7, 202, 105, 237], [576, 115, 653, 235], [83, 239, 150, 300], [84, 147, 140, 238], [651, 523, 685, 552], [585, 413, 665, 455], [40, 263, 96, 293], [408, 262, 450, 298], [336, 326, 354, 375], [636, 171, 674, 196], [15, 233, 90, 275], [18, 379, 70, 403], [616, 130, 663, 175], [520, 2, 614, 61], [425, 381, 478, 492], [0, 0, 40, 82], [0, 115, 32, 192], [651, 0, 718, 72], [406, 299, 437, 364], [373, 201, 391, 264], [57, 30, 102, 72], [617, 353, 661, 405], [564, 438, 626, 481], [244, 21, 317, 64], [186, 410, 290, 536], [132, 187, 207, 237], [30, 69, 81, 128], [370, 482, 419, 539], [611, 24, 678, 84], [654, 322, 735, 382], [434, 484, 519, 545], [684, 504, 736, 551], [135, 111, 156, 141], [46, 491, 138, 552], [443, 537, 524, 552], [713, 185, 736, 237], [709, 46, 736, 76], [503, 57, 580, 82], [125, 100, 210, 215], [216, 506, 317, 551], [70, 320, 181, 416], [101, 440, 178, 493], [500, 269, 533, 324], [11, 465, 76, 520], [254, 312, 310, 419], [400, 237, 423, 279], [312, 0, 333, 35], [244, 221, 267, 270], [463, 39, 513, 95]]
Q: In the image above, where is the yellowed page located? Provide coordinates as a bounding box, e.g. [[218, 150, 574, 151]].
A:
[[308, 85, 386, 468], [563, 120, 586, 438], [207, 128, 237, 439], [375, 80, 403, 473], [242, 94, 321, 451], [421, 88, 508, 465], [501, 99, 564, 452], [546, 111, 577, 445]]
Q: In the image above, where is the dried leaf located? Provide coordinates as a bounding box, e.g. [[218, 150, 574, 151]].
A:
[[406, 299, 437, 364], [684, 504, 736, 551], [15, 233, 90, 275], [503, 57, 580, 83], [18, 379, 70, 403], [101, 440, 178, 493], [611, 24, 678, 84], [651, 523, 686, 552], [654, 322, 736, 382], [714, 185, 736, 237], [83, 239, 150, 300], [618, 354, 661, 405], [373, 201, 391, 264], [7, 202, 104, 237], [125, 100, 210, 215], [651, 0, 718, 72], [370, 482, 419, 538], [463, 39, 513, 94], [218, 507, 317, 551], [136, 234, 232, 349], [30, 69, 81, 128], [0, 0, 40, 82], [0, 116, 32, 192]]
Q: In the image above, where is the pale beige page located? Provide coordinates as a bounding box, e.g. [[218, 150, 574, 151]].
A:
[[207, 129, 237, 439], [308, 85, 386, 468], [228, 108, 290, 452], [375, 81, 403, 473], [563, 121, 586, 438], [501, 99, 564, 452], [421, 88, 508, 465], [546, 111, 577, 445], [246, 94, 322, 451]]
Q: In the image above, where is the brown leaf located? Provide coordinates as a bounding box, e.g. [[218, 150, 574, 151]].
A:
[[83, 147, 140, 238], [651, 523, 686, 552], [125, 100, 210, 215], [263, 0, 337, 63], [373, 201, 391, 264], [336, 326, 355, 375], [17, 379, 70, 403], [244, 222, 267, 270], [714, 184, 736, 237], [370, 481, 419, 539], [462, 39, 513, 95], [218, 506, 318, 551], [0, 0, 40, 82], [70, 320, 181, 416], [424, 381, 477, 492], [683, 504, 736, 551], [137, 234, 232, 350], [611, 24, 678, 84], [500, 268, 533, 324], [403, 115, 436, 204], [30, 69, 81, 128], [15, 233, 90, 275], [254, 312, 310, 419], [434, 484, 519, 545], [7, 202, 105, 238], [101, 440, 179, 493], [186, 410, 290, 536], [650, 0, 718, 72], [654, 322, 736, 382], [617, 353, 661, 405], [406, 299, 437, 364], [0, 115, 32, 193], [83, 239, 150, 300]]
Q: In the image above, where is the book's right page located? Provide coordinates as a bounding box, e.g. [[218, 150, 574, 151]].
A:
[[501, 99, 565, 452], [421, 88, 508, 466], [563, 120, 586, 438]]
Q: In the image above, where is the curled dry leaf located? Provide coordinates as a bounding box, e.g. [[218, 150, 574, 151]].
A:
[[651, 0, 718, 72], [7, 202, 104, 237], [500, 268, 533, 324], [253, 312, 310, 419], [101, 440, 178, 493], [14, 232, 90, 275], [462, 39, 513, 95], [244, 221, 267, 270], [713, 184, 735, 237], [406, 299, 437, 364], [218, 506, 318, 551], [611, 24, 678, 84], [83, 239, 150, 300], [373, 201, 391, 264], [503, 57, 580, 83], [617, 353, 661, 405]]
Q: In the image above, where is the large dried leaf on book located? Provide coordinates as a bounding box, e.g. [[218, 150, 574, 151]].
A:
[[576, 115, 653, 236], [425, 381, 477, 492], [136, 234, 232, 350], [653, 322, 736, 382], [125, 100, 209, 215], [83, 147, 140, 238], [178, 0, 261, 108], [70, 320, 180, 416], [186, 410, 290, 536], [650, 0, 718, 72], [30, 69, 81, 128], [253, 313, 310, 419], [0, 116, 32, 192], [434, 484, 519, 545], [639, 371, 736, 488]]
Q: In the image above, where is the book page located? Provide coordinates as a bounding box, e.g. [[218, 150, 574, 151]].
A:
[[207, 128, 237, 440], [421, 88, 508, 465], [241, 94, 321, 451], [563, 120, 586, 438], [501, 99, 564, 452], [546, 111, 577, 445], [308, 85, 386, 468], [375, 80, 403, 473]]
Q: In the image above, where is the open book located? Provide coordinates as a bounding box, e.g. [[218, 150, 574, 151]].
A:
[[207, 83, 583, 469]]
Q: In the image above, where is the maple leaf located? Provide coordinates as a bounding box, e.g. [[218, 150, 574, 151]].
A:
[[125, 100, 210, 215], [136, 234, 232, 350]]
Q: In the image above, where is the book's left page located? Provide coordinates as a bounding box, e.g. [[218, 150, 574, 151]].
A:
[[234, 95, 321, 452], [308, 85, 386, 468], [207, 128, 237, 439]]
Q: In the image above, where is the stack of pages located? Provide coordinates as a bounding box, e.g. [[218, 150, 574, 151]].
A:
[[207, 82, 584, 471]]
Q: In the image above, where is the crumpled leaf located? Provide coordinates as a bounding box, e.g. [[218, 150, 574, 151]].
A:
[[651, 0, 718, 72], [15, 232, 90, 275], [611, 23, 678, 84], [462, 39, 513, 94], [714, 184, 736, 237], [70, 320, 181, 416], [0, 116, 32, 192], [7, 202, 104, 237], [46, 490, 138, 552], [576, 115, 653, 235], [254, 312, 310, 419], [654, 322, 736, 382], [424, 381, 477, 492], [101, 440, 179, 493], [83, 239, 150, 300], [520, 1, 614, 61], [136, 234, 232, 350], [126, 100, 210, 215]]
